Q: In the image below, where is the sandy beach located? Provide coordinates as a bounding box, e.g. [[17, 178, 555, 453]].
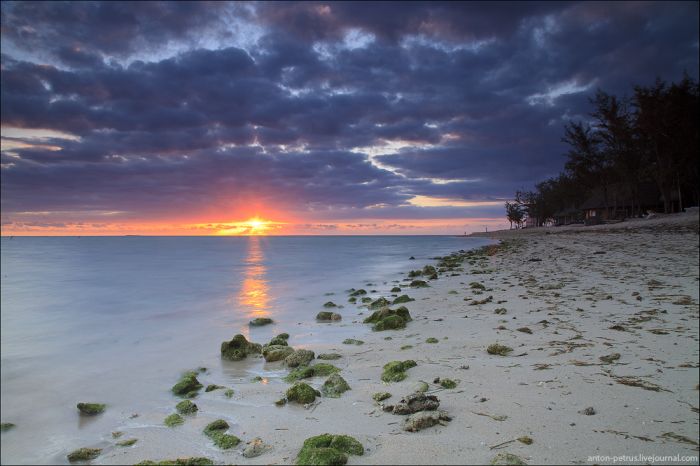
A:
[[4, 213, 696, 465], [52, 211, 694, 466]]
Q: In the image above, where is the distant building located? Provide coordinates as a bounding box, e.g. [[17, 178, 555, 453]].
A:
[[579, 183, 668, 225]]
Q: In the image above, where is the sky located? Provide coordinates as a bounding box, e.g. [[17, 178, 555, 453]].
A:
[[1, 1, 698, 235]]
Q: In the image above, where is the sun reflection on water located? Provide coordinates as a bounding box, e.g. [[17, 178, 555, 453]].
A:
[[236, 236, 271, 336]]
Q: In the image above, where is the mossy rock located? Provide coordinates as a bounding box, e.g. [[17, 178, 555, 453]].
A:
[[224, 389, 234, 398], [369, 297, 391, 310], [487, 344, 513, 356], [220, 334, 262, 361], [381, 360, 417, 382], [286, 382, 320, 404], [322, 374, 351, 398], [285, 363, 340, 382], [268, 333, 290, 346], [77, 402, 106, 415], [297, 434, 364, 465], [494, 308, 507, 315], [117, 438, 138, 447], [250, 317, 273, 326], [469, 282, 485, 290], [135, 458, 214, 466], [440, 378, 458, 389], [426, 337, 439, 344], [171, 371, 203, 397], [373, 314, 407, 331], [349, 289, 367, 296], [373, 392, 391, 402], [360, 297, 372, 303], [67, 447, 101, 462], [285, 349, 315, 368], [401, 345, 413, 350], [409, 280, 429, 288], [175, 400, 198, 414], [323, 301, 338, 308], [491, 452, 527, 465], [391, 287, 402, 293], [317, 353, 342, 360], [316, 311, 342, 321], [262, 344, 295, 362], [348, 297, 357, 303], [392, 294, 414, 304], [408, 270, 422, 278], [203, 419, 239, 449], [422, 265, 437, 276], [1, 423, 16, 432], [342, 339, 364, 345], [164, 413, 184, 427], [204, 384, 224, 392]]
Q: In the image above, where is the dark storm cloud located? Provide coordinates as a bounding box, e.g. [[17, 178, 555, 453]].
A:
[[1, 1, 698, 224]]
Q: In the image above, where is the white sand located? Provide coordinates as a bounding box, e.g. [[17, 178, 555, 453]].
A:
[[98, 212, 699, 465]]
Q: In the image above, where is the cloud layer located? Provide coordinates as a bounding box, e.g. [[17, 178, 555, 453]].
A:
[[1, 1, 698, 233]]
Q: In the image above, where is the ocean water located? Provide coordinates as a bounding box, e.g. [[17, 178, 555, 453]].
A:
[[0, 235, 493, 464]]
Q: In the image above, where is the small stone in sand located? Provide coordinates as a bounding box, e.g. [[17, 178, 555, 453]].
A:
[[175, 399, 198, 414], [1, 423, 16, 432], [517, 327, 532, 334], [578, 407, 596, 415], [426, 337, 439, 344], [224, 388, 234, 398], [204, 384, 224, 392], [342, 338, 364, 345], [373, 392, 392, 402], [317, 353, 342, 360], [403, 410, 452, 432], [440, 378, 458, 389], [243, 437, 270, 458], [490, 452, 527, 465], [116, 438, 138, 447]]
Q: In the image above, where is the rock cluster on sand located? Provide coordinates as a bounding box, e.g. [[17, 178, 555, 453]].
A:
[[316, 311, 342, 321], [296, 434, 364, 466], [364, 306, 412, 331]]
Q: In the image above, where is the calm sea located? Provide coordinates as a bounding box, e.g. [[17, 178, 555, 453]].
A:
[[0, 235, 492, 464]]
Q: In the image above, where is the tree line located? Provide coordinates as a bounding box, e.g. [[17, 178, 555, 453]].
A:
[[506, 75, 699, 228]]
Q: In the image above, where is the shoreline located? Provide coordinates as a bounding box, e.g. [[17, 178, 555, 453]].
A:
[[2, 218, 699, 465]]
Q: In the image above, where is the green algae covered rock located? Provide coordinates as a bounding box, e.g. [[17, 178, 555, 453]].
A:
[[369, 297, 391, 310], [323, 301, 338, 308], [204, 384, 224, 392], [67, 447, 102, 462], [164, 413, 184, 427], [135, 458, 214, 466], [175, 400, 198, 414], [267, 333, 290, 346], [322, 374, 351, 398], [373, 314, 406, 331], [381, 360, 417, 382], [285, 349, 315, 368], [77, 402, 106, 415], [250, 317, 273, 326], [316, 311, 342, 321], [317, 353, 342, 360], [409, 280, 429, 288], [286, 382, 320, 404], [392, 294, 414, 304], [203, 420, 240, 449], [422, 265, 437, 276], [117, 438, 138, 447], [391, 287, 402, 293], [1, 423, 16, 432], [220, 334, 262, 361], [440, 378, 458, 389], [487, 344, 513, 356], [426, 337, 439, 344], [285, 363, 340, 382], [342, 338, 364, 345], [296, 434, 364, 465], [372, 392, 392, 402], [262, 344, 295, 362], [171, 371, 203, 397], [349, 289, 367, 296]]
